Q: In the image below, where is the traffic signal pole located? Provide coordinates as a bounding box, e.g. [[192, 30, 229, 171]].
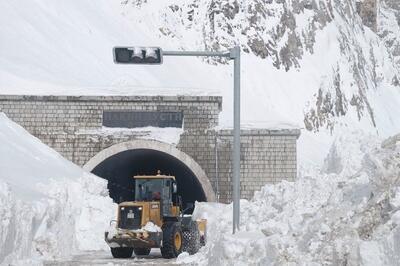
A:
[[162, 50, 230, 57], [231, 46, 241, 234], [163, 47, 241, 233], [114, 46, 241, 234]]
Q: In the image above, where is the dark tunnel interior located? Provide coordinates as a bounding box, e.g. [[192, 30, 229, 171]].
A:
[[91, 149, 207, 213]]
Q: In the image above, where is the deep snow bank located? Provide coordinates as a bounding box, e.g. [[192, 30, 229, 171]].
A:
[[180, 132, 400, 265], [0, 113, 115, 264]]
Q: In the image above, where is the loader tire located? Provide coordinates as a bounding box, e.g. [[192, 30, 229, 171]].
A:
[[110, 247, 133, 258], [133, 247, 151, 256], [160, 221, 183, 258], [200, 234, 206, 247], [182, 220, 201, 255]]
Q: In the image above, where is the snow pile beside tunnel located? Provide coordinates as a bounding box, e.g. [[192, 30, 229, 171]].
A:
[[0, 113, 115, 264], [180, 132, 400, 265]]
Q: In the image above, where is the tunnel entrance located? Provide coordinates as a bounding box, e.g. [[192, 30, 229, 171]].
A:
[[91, 148, 207, 211]]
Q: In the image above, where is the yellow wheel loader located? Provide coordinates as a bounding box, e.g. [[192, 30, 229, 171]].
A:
[[105, 173, 207, 259]]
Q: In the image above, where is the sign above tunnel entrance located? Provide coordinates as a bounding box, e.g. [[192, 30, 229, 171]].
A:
[[103, 111, 183, 128]]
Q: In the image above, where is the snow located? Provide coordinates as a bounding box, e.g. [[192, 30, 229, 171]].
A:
[[359, 241, 384, 266], [0, 113, 115, 264], [178, 132, 400, 265], [142, 222, 162, 233], [0, 0, 227, 96], [107, 221, 162, 235], [78, 126, 183, 146], [0, 113, 83, 200]]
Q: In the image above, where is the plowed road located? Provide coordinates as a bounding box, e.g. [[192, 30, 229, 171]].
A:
[[44, 250, 180, 266]]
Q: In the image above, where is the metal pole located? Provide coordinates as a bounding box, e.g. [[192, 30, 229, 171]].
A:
[[215, 133, 220, 202], [163, 50, 230, 58], [230, 46, 240, 234], [153, 47, 240, 234]]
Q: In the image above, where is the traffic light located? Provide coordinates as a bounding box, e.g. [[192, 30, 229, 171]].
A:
[[113, 47, 163, 64]]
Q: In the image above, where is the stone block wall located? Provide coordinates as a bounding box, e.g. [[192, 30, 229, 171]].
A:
[[0, 94, 300, 203], [0, 95, 221, 133], [178, 129, 299, 203]]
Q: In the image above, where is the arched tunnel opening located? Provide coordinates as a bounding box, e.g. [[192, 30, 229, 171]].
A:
[[91, 149, 207, 213]]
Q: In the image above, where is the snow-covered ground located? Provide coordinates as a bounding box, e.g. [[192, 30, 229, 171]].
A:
[[44, 250, 176, 266], [0, 113, 115, 265]]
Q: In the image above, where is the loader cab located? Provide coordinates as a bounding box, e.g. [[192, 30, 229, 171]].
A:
[[134, 175, 177, 201], [134, 174, 179, 218], [135, 178, 163, 201]]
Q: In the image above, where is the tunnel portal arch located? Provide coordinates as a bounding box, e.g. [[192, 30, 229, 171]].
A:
[[84, 140, 216, 206]]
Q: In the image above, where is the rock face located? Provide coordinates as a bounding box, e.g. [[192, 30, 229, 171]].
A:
[[156, 0, 335, 71], [356, 0, 378, 32], [124, 0, 399, 133], [379, 0, 400, 71]]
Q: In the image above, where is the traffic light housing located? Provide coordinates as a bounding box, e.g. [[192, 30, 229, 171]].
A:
[[113, 47, 163, 64]]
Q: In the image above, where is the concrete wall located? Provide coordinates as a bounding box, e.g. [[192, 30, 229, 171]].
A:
[[0, 95, 300, 203]]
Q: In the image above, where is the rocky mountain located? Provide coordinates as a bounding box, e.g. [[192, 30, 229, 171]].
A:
[[120, 0, 400, 136]]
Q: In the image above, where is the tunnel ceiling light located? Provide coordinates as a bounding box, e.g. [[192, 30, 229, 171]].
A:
[[113, 46, 163, 64]]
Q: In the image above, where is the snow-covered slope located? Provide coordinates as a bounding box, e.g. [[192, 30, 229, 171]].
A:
[[0, 0, 226, 95], [0, 113, 114, 265], [1, 0, 400, 164], [0, 113, 83, 200]]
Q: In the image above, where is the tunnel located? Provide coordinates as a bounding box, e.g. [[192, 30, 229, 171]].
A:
[[90, 148, 208, 212]]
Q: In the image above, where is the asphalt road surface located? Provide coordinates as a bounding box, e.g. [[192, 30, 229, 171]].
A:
[[44, 249, 181, 266]]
